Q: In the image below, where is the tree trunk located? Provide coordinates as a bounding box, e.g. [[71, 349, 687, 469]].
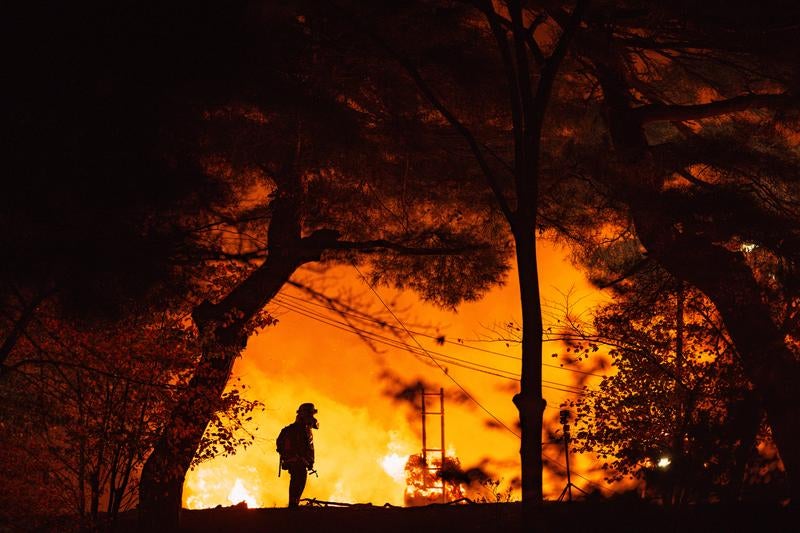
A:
[[725, 394, 762, 502], [590, 45, 800, 502], [137, 341, 240, 531], [668, 282, 690, 507], [138, 222, 338, 529], [636, 225, 800, 503], [513, 227, 546, 523]]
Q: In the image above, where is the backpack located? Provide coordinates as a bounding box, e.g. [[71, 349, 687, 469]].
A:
[[276, 424, 292, 457]]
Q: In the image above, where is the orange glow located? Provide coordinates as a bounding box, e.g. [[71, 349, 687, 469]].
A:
[[228, 479, 258, 508], [183, 241, 610, 507], [380, 432, 413, 483], [381, 453, 410, 482], [403, 454, 466, 505]]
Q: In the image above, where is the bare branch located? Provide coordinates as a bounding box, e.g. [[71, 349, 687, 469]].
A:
[[594, 257, 651, 289], [474, 0, 526, 186], [0, 286, 55, 366], [530, 0, 589, 136], [477, 5, 546, 65]]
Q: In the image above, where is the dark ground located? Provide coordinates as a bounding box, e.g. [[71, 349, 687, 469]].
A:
[[112, 501, 796, 533]]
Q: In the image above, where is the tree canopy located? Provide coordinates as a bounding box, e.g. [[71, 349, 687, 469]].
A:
[[2, 0, 800, 529]]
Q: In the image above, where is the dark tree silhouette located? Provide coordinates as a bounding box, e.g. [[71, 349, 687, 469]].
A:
[[323, 2, 590, 515], [575, 5, 800, 503], [0, 304, 207, 530], [4, 2, 513, 528], [560, 270, 776, 503], [524, 0, 800, 502], [5, 2, 800, 529]]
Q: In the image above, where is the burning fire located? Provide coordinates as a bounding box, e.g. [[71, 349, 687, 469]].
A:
[[180, 244, 606, 508], [185, 468, 261, 510], [378, 432, 471, 504], [381, 453, 409, 482], [380, 431, 412, 483], [228, 478, 258, 508], [403, 454, 466, 505]]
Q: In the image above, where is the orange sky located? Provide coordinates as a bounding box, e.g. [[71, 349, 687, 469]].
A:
[[183, 240, 612, 508]]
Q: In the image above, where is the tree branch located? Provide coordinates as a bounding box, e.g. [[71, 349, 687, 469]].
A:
[[475, 0, 527, 195], [531, 0, 589, 137], [4, 357, 182, 390], [594, 257, 651, 289], [330, 2, 516, 223], [633, 93, 796, 123], [478, 5, 546, 65], [327, 238, 490, 256], [0, 286, 55, 366], [521, 0, 589, 211]]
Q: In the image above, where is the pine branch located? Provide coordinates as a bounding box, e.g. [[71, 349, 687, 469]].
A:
[[326, 238, 490, 256], [329, 2, 516, 223], [633, 93, 796, 123]]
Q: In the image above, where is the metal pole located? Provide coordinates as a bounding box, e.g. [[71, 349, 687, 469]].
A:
[[563, 421, 573, 502], [440, 387, 446, 503], [421, 386, 427, 464]]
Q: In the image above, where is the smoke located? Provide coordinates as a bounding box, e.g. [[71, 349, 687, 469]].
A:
[[380, 369, 470, 412]]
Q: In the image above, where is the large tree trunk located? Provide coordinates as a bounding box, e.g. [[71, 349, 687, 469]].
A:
[[590, 48, 800, 502], [137, 254, 301, 530], [138, 177, 339, 530], [635, 222, 800, 503], [504, 4, 587, 520]]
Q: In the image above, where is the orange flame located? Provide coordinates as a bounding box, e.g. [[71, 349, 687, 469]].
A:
[[183, 245, 610, 507], [403, 454, 466, 505], [228, 478, 258, 508]]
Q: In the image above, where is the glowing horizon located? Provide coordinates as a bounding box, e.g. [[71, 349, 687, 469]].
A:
[[183, 241, 609, 508]]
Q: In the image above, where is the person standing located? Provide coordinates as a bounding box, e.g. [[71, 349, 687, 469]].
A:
[[276, 403, 318, 507]]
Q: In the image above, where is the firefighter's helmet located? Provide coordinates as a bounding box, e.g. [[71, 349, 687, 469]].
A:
[[297, 403, 318, 415]]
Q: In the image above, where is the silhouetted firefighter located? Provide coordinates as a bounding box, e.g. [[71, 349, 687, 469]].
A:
[[277, 403, 319, 507]]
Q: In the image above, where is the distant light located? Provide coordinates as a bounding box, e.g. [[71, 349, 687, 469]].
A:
[[657, 457, 671, 469], [741, 243, 757, 253]]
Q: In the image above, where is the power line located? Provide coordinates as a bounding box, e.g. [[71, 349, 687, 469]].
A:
[[278, 291, 607, 379], [273, 296, 524, 378], [350, 262, 522, 438], [277, 296, 590, 395], [280, 292, 524, 358], [272, 297, 589, 396], [346, 264, 618, 495], [273, 297, 589, 396], [273, 298, 520, 381]]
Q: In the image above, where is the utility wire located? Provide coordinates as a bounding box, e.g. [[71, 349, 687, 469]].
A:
[[346, 263, 618, 495], [272, 297, 589, 396], [273, 298, 520, 381], [350, 262, 522, 438], [279, 291, 607, 379], [279, 272, 614, 492], [274, 296, 523, 377], [274, 298, 589, 397], [276, 296, 590, 394], [274, 295, 602, 390]]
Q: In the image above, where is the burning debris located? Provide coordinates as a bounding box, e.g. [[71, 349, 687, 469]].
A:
[[403, 454, 467, 505]]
